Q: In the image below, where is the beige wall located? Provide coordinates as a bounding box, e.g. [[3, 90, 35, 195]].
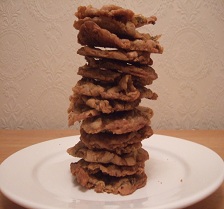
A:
[[0, 0, 224, 130]]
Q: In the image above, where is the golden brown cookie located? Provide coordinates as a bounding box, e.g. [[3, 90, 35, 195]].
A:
[[78, 21, 163, 53], [71, 159, 145, 177], [80, 107, 153, 134], [80, 125, 153, 152], [67, 141, 149, 166], [77, 47, 153, 65], [70, 160, 147, 195], [85, 57, 158, 85]]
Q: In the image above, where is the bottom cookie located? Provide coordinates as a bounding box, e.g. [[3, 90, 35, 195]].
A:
[[70, 161, 147, 195]]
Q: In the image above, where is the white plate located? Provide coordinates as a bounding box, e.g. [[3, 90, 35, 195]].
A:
[[0, 135, 224, 209]]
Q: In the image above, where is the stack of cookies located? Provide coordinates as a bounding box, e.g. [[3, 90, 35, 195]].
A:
[[67, 5, 163, 195]]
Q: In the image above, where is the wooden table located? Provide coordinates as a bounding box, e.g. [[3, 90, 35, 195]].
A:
[[0, 130, 224, 209]]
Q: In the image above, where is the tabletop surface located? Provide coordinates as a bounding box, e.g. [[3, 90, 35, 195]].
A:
[[0, 129, 223, 209]]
